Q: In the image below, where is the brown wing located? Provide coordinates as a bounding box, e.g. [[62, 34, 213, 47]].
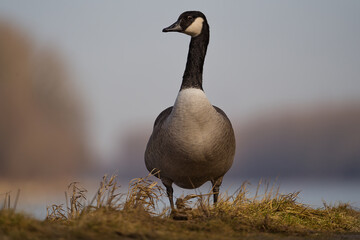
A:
[[153, 106, 173, 128]]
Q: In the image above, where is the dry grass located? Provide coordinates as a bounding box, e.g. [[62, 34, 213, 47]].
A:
[[1, 173, 360, 240]]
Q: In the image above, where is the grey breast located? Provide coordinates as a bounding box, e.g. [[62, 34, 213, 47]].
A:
[[145, 88, 235, 189]]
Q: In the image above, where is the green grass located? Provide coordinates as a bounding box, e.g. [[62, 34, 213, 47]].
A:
[[1, 174, 360, 240]]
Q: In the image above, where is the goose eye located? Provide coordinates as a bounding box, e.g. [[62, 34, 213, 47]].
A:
[[187, 16, 193, 20]]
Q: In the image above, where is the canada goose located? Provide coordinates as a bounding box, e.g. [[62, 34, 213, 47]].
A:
[[145, 11, 236, 210]]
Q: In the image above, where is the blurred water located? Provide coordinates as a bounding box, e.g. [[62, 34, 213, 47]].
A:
[[9, 178, 359, 220], [172, 179, 360, 208]]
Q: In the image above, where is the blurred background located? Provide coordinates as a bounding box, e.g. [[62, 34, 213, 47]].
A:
[[0, 1, 359, 218]]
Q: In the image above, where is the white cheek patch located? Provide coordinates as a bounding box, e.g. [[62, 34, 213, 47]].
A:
[[184, 17, 204, 37]]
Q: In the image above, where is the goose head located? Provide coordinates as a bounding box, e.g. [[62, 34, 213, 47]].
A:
[[162, 11, 208, 38]]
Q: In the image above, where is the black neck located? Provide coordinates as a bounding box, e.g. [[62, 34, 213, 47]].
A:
[[180, 22, 209, 91]]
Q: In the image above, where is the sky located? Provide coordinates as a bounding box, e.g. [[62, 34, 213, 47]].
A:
[[0, 0, 359, 162]]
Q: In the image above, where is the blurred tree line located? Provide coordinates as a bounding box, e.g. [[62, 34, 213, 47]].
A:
[[0, 22, 90, 179], [119, 105, 360, 180]]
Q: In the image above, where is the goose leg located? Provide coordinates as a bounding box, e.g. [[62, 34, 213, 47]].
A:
[[211, 176, 223, 205], [161, 178, 175, 209]]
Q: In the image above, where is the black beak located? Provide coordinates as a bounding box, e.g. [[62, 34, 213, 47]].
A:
[[162, 20, 182, 33]]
